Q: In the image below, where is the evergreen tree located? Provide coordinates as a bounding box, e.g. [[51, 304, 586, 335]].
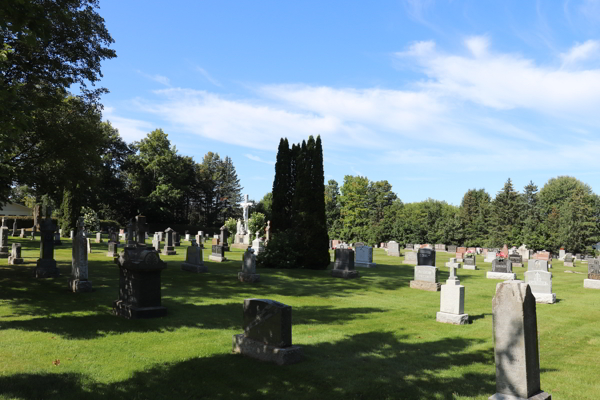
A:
[[558, 187, 599, 253], [324, 179, 342, 238], [488, 178, 521, 247], [339, 175, 371, 242], [271, 138, 292, 233], [59, 187, 79, 236], [459, 189, 490, 246], [520, 181, 542, 249]]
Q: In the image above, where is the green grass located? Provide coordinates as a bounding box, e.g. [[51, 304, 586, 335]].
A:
[[1, 238, 599, 400]]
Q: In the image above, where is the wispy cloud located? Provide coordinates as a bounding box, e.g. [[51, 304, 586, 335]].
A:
[[136, 70, 171, 87], [560, 40, 600, 69], [195, 67, 222, 87], [245, 154, 274, 165], [103, 107, 153, 142]]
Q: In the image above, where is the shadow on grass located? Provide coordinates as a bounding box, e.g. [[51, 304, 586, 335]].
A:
[[0, 302, 386, 340], [0, 331, 496, 400]]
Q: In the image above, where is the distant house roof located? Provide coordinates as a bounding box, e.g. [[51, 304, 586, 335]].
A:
[[0, 203, 32, 216]]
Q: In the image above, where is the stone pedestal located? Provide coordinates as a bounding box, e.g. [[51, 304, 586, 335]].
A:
[[437, 268, 468, 324], [487, 272, 517, 280], [410, 280, 441, 291], [106, 242, 119, 257], [161, 228, 177, 255], [68, 278, 93, 293], [232, 334, 303, 365], [489, 281, 551, 400], [0, 227, 9, 258], [34, 217, 60, 278], [584, 279, 600, 289], [436, 312, 469, 325], [532, 293, 556, 304], [564, 261, 573, 267], [70, 218, 92, 293], [238, 272, 261, 282], [463, 264, 477, 270]]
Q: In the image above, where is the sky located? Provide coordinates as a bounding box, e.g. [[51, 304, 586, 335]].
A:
[[98, 0, 600, 205]]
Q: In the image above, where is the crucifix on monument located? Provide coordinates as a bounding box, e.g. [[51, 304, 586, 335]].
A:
[[239, 194, 254, 233]]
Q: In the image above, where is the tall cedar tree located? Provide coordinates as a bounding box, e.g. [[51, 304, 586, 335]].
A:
[[271, 139, 293, 232]]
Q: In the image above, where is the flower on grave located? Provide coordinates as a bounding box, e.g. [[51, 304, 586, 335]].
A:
[[497, 252, 507, 261], [465, 250, 475, 258]]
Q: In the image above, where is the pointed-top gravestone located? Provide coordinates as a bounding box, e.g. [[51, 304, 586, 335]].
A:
[[69, 218, 92, 292], [0, 218, 8, 258], [34, 213, 59, 278], [8, 243, 23, 265], [181, 243, 207, 273], [238, 248, 260, 282], [489, 281, 551, 400], [162, 227, 177, 255]]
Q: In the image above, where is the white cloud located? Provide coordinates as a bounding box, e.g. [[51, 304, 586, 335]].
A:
[[560, 40, 600, 68], [245, 154, 274, 165], [465, 36, 490, 58], [399, 37, 600, 120], [195, 67, 222, 87], [136, 70, 171, 87], [103, 107, 153, 142]]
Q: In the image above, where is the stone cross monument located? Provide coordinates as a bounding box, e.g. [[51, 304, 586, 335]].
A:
[[239, 194, 254, 232]]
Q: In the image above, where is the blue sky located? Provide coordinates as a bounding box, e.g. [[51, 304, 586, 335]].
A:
[[98, 0, 600, 205]]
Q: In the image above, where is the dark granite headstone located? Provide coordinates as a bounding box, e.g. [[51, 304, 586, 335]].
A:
[[417, 248, 436, 266], [174, 232, 181, 247], [464, 256, 476, 266], [113, 215, 167, 319], [588, 260, 600, 280], [331, 248, 358, 279], [492, 258, 512, 273], [509, 254, 522, 263], [220, 225, 229, 251], [181, 245, 207, 273], [447, 245, 457, 253], [34, 215, 60, 278], [212, 245, 225, 257], [243, 299, 292, 347], [161, 227, 177, 255]]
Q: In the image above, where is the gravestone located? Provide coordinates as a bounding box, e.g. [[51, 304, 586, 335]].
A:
[[584, 260, 600, 289], [484, 250, 497, 263], [527, 260, 549, 272], [220, 225, 229, 251], [405, 243, 413, 250], [86, 238, 92, 254], [251, 231, 264, 256], [487, 258, 516, 280], [113, 215, 167, 319], [387, 241, 400, 257], [161, 228, 177, 255], [185, 233, 190, 241], [157, 231, 164, 242], [558, 249, 566, 260], [53, 231, 62, 245], [417, 248, 436, 266], [95, 232, 103, 243], [436, 265, 468, 325], [70, 230, 74, 240], [404, 251, 417, 265], [12, 219, 17, 237], [447, 245, 457, 253], [173, 232, 181, 247], [109, 229, 120, 244], [238, 249, 260, 282], [8, 243, 23, 265], [69, 217, 92, 292], [0, 219, 9, 258], [524, 270, 555, 304], [445, 257, 461, 269], [19, 228, 25, 238], [34, 209, 60, 278], [563, 254, 574, 267], [265, 220, 271, 244], [489, 281, 551, 400], [181, 244, 207, 273], [209, 244, 227, 262], [106, 241, 119, 258], [410, 265, 440, 291], [196, 231, 204, 248], [331, 248, 358, 279], [232, 299, 303, 365], [518, 244, 531, 261], [355, 245, 376, 268], [463, 254, 477, 270], [509, 254, 523, 268], [152, 235, 160, 252], [456, 247, 466, 262]]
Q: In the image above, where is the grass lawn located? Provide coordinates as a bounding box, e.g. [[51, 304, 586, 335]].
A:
[[1, 237, 599, 400]]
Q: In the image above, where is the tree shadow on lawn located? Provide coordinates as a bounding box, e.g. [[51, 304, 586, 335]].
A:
[[0, 331, 497, 400], [0, 301, 386, 340]]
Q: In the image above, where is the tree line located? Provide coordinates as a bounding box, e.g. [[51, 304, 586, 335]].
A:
[[325, 175, 600, 254]]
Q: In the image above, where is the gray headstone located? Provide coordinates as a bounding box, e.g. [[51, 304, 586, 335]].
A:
[[524, 270, 553, 295], [355, 245, 373, 264], [242, 249, 256, 274], [588, 260, 600, 280], [490, 281, 549, 400], [243, 299, 292, 348], [492, 259, 512, 273], [528, 260, 549, 272], [414, 265, 438, 283]]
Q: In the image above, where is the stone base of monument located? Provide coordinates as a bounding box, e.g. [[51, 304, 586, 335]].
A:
[[8, 256, 23, 265], [0, 247, 9, 258], [564, 262, 573, 267], [209, 255, 227, 262], [161, 247, 177, 256], [532, 292, 556, 304], [584, 279, 600, 289], [231, 243, 250, 250], [403, 260, 417, 266], [113, 300, 167, 319], [410, 280, 441, 291], [456, 258, 464, 263], [331, 269, 359, 279], [463, 265, 478, 270], [238, 272, 260, 282], [488, 390, 551, 400], [486, 272, 516, 280], [181, 262, 208, 273], [34, 259, 60, 278], [68, 278, 93, 293], [512, 262, 523, 268], [232, 334, 304, 366], [388, 251, 400, 257], [436, 311, 469, 325], [106, 252, 118, 258], [355, 262, 376, 268]]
